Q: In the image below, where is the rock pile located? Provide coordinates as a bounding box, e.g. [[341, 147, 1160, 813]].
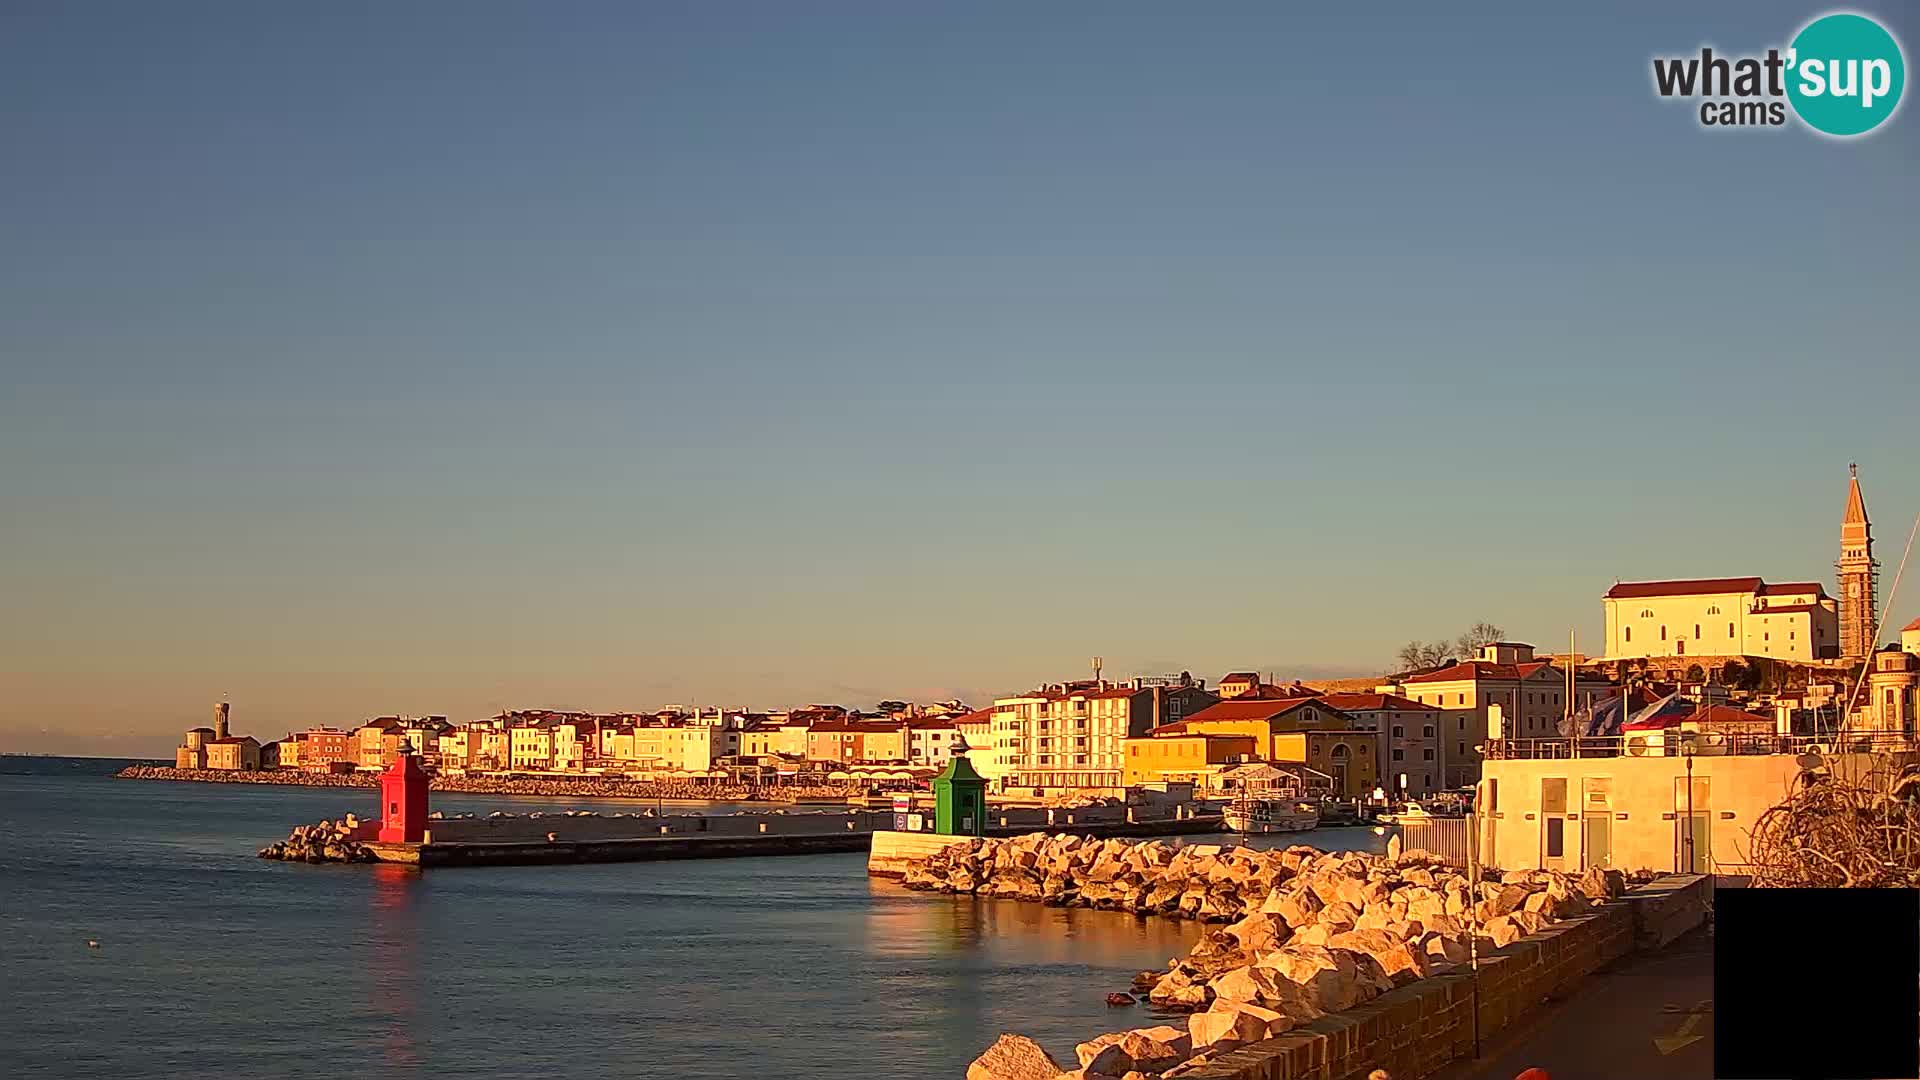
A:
[[257, 816, 378, 863], [937, 834, 1629, 1079]]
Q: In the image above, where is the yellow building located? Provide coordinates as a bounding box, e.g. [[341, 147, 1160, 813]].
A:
[[175, 727, 214, 769], [1177, 696, 1356, 758], [601, 723, 717, 776], [354, 718, 407, 769], [1269, 731, 1376, 798], [205, 736, 261, 771], [1122, 731, 1258, 788]]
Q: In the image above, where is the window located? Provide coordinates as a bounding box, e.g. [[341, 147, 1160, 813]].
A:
[[1423, 725, 1435, 737], [1392, 749, 1404, 761], [1457, 742, 1466, 757], [1641, 609, 1654, 618], [1694, 625, 1701, 639], [1707, 605, 1720, 615], [1729, 623, 1735, 638], [1457, 693, 1465, 705], [1423, 749, 1435, 760], [1624, 627, 1631, 642], [1392, 725, 1405, 738], [1660, 625, 1667, 640], [1546, 817, 1565, 858]]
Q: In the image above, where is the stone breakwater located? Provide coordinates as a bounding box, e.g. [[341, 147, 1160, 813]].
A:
[[116, 765, 855, 803], [897, 833, 1630, 1080], [258, 816, 378, 863]]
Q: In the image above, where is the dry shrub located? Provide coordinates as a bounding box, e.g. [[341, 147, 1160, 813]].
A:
[[1747, 762, 1920, 888]]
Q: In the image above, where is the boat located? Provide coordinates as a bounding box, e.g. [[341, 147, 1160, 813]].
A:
[[1222, 796, 1321, 834]]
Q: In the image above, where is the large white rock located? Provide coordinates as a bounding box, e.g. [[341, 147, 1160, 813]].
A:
[[1188, 1007, 1268, 1052], [966, 1034, 1064, 1080], [1326, 928, 1431, 984]]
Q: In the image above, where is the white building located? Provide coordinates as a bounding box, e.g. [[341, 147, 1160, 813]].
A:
[[1602, 577, 1839, 663]]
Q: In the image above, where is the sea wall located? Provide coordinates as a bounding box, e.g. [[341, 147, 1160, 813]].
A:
[[425, 809, 889, 843], [117, 765, 854, 802], [892, 833, 1702, 1080], [1186, 875, 1708, 1080]]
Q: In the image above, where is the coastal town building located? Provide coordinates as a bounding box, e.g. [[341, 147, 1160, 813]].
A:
[[1122, 730, 1259, 789], [1387, 642, 1610, 789], [175, 727, 214, 769], [299, 728, 353, 771], [1216, 673, 1322, 701], [262, 735, 298, 769], [1857, 646, 1919, 739], [354, 717, 409, 770], [1602, 577, 1839, 663], [1904, 617, 1920, 657], [1318, 692, 1443, 796], [805, 719, 908, 764], [1269, 731, 1378, 798], [989, 677, 1218, 793], [1176, 696, 1356, 756], [204, 735, 261, 771], [905, 716, 960, 767]]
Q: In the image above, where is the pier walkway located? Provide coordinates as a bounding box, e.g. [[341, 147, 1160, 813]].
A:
[[1427, 924, 1713, 1080]]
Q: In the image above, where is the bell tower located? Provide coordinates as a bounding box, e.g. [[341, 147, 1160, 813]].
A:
[[1838, 464, 1879, 661]]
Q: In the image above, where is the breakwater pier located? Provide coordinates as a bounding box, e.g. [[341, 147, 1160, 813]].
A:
[[871, 832, 1710, 1080]]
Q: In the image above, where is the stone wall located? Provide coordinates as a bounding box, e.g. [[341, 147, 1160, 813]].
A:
[[425, 809, 888, 844], [1187, 875, 1705, 1080]]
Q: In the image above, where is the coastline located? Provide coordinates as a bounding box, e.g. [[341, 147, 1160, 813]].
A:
[[114, 764, 857, 803]]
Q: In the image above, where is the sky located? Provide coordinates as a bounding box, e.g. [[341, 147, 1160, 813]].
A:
[[3, 1, 1917, 755]]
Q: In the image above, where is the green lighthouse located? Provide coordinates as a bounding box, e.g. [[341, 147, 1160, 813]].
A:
[[932, 733, 988, 836]]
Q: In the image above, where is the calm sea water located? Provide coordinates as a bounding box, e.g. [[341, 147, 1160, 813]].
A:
[[0, 764, 1382, 1079]]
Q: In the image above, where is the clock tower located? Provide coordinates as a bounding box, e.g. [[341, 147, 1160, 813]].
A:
[[1838, 464, 1879, 661]]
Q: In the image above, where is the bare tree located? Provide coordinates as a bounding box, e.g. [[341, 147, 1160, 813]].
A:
[[1453, 621, 1506, 659], [1395, 639, 1455, 673]]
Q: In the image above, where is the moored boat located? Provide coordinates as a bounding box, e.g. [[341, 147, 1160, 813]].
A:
[[1222, 796, 1321, 834]]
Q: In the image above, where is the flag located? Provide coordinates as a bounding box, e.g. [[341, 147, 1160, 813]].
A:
[[1559, 693, 1628, 738], [1623, 691, 1692, 731]]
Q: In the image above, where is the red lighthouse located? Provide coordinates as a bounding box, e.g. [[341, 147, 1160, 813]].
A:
[[377, 751, 429, 844]]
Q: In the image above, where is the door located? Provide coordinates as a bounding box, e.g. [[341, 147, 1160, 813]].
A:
[[1674, 775, 1711, 873], [1540, 777, 1571, 871], [1582, 777, 1613, 868]]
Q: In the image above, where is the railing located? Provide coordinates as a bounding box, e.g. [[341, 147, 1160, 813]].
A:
[[1485, 731, 1919, 760], [1392, 814, 1474, 868]]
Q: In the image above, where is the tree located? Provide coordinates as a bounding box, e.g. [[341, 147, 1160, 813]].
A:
[[1395, 639, 1455, 673], [1719, 660, 1746, 687], [1685, 664, 1706, 684], [1454, 622, 1506, 660]]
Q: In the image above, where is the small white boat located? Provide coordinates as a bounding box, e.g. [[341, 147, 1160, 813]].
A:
[[1223, 796, 1321, 834]]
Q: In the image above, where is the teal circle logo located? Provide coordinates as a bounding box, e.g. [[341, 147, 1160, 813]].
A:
[[1786, 12, 1906, 136]]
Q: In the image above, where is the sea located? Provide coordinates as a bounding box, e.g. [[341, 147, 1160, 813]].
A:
[[0, 756, 1385, 1079]]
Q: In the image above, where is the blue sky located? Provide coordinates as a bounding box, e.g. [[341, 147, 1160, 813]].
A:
[[3, 1, 1917, 754]]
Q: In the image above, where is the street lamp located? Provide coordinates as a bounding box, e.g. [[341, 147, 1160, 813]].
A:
[[1680, 732, 1697, 874]]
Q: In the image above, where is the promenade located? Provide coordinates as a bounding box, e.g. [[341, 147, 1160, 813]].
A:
[[1427, 925, 1713, 1080]]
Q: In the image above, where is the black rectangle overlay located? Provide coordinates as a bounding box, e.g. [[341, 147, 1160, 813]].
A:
[[1716, 888, 1918, 1080]]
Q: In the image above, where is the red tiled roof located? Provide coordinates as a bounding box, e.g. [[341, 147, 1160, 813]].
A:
[[1902, 617, 1920, 632], [1403, 660, 1560, 685], [1606, 577, 1763, 599], [1183, 697, 1331, 724], [1219, 672, 1260, 683], [1763, 582, 1826, 596], [1319, 692, 1435, 713], [952, 708, 995, 725], [904, 716, 958, 730], [1752, 603, 1826, 616]]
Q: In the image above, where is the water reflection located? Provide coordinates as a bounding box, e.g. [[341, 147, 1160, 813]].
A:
[[366, 864, 424, 1070]]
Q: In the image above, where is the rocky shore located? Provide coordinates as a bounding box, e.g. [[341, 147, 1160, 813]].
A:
[[258, 816, 378, 863], [117, 765, 856, 803], [899, 833, 1632, 1080]]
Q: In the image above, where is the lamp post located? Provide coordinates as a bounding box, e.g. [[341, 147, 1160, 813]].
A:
[[1681, 732, 1697, 874]]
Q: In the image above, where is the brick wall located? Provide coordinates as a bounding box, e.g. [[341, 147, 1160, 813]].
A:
[[1185, 876, 1706, 1080]]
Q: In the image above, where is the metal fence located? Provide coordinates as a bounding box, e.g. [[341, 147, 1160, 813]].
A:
[[1484, 731, 1918, 761], [1392, 814, 1474, 868]]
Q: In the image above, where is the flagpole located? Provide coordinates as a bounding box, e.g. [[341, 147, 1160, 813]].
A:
[[1569, 628, 1578, 758]]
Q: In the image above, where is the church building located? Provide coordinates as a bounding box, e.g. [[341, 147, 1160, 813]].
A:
[[1600, 467, 1879, 664]]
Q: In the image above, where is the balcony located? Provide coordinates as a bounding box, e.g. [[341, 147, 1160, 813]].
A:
[[1484, 731, 1917, 760]]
